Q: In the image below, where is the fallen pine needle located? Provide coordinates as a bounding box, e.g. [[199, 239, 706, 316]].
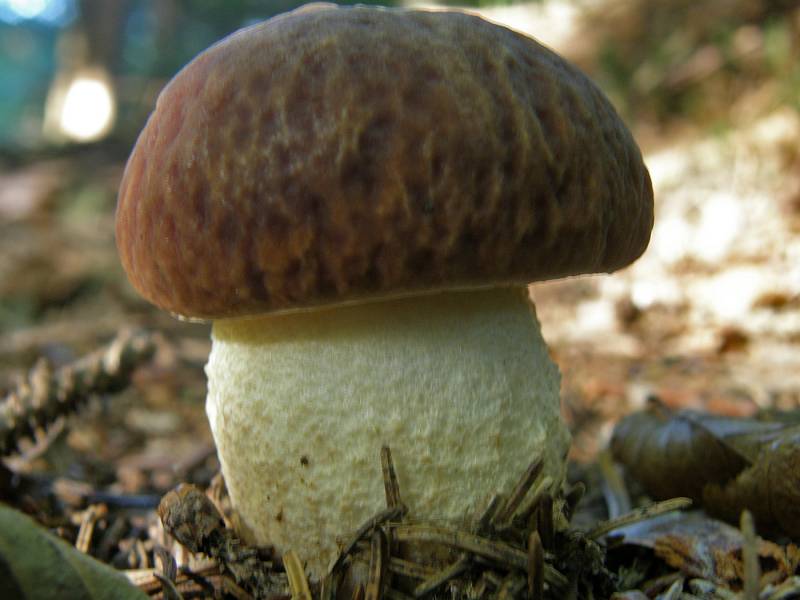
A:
[[285, 550, 313, 600], [588, 497, 693, 539]]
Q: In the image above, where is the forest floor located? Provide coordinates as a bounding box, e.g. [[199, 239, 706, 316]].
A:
[[1, 1, 799, 598]]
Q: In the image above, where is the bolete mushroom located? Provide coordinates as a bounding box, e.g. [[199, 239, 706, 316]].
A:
[[116, 4, 653, 577]]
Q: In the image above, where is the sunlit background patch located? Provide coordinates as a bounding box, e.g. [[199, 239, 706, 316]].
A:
[[0, 0, 76, 25]]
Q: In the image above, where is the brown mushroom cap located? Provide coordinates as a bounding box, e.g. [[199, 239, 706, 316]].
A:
[[116, 4, 654, 320]]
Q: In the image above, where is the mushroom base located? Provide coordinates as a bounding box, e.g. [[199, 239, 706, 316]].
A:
[[205, 287, 569, 577]]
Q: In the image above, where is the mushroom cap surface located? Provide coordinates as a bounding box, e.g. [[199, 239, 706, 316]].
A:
[[116, 4, 654, 320]]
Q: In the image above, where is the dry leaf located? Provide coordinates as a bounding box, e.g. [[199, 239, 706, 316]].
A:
[[613, 511, 800, 588], [610, 404, 800, 535]]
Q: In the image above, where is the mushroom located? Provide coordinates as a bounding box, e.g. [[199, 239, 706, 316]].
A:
[[115, 4, 653, 577]]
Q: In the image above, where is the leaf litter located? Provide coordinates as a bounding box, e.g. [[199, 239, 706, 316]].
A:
[[611, 399, 800, 536]]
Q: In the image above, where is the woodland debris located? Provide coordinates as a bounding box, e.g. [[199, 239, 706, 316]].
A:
[[125, 558, 224, 597], [598, 449, 631, 519], [74, 503, 108, 554], [285, 550, 313, 600], [390, 525, 528, 571], [380, 445, 404, 513], [740, 510, 760, 600], [153, 546, 184, 600], [0, 328, 155, 456], [761, 576, 800, 599], [534, 493, 554, 550], [639, 572, 683, 597], [588, 498, 693, 539], [364, 529, 389, 600], [157, 483, 282, 598], [526, 531, 544, 600], [613, 510, 800, 588], [493, 457, 544, 527], [159, 448, 613, 599], [611, 401, 800, 535]]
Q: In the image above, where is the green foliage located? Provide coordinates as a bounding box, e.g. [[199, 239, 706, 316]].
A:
[[581, 1, 800, 127], [0, 504, 147, 599]]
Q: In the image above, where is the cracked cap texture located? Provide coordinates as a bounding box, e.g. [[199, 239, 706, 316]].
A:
[[116, 4, 654, 320]]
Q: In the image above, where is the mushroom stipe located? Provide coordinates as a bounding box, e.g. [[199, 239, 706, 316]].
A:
[[159, 446, 607, 599]]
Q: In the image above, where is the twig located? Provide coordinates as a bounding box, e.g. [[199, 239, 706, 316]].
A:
[[587, 497, 693, 539], [365, 529, 388, 600], [379, 445, 404, 573], [155, 545, 179, 582], [474, 494, 502, 536], [527, 531, 543, 600], [74, 503, 107, 554], [390, 524, 528, 570], [327, 506, 403, 577], [126, 559, 221, 596], [413, 554, 470, 598], [535, 493, 554, 550], [153, 572, 185, 600], [0, 329, 155, 456], [381, 446, 403, 513], [515, 476, 553, 525], [155, 545, 184, 600], [493, 458, 543, 527], [388, 557, 437, 580], [563, 482, 585, 522]]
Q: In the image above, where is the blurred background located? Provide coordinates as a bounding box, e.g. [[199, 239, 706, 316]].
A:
[[0, 0, 799, 480]]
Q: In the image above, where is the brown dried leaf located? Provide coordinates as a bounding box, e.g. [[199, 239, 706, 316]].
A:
[[614, 511, 799, 588], [610, 404, 800, 535]]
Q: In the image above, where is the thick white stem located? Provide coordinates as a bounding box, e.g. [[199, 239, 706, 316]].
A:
[[205, 287, 569, 576]]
